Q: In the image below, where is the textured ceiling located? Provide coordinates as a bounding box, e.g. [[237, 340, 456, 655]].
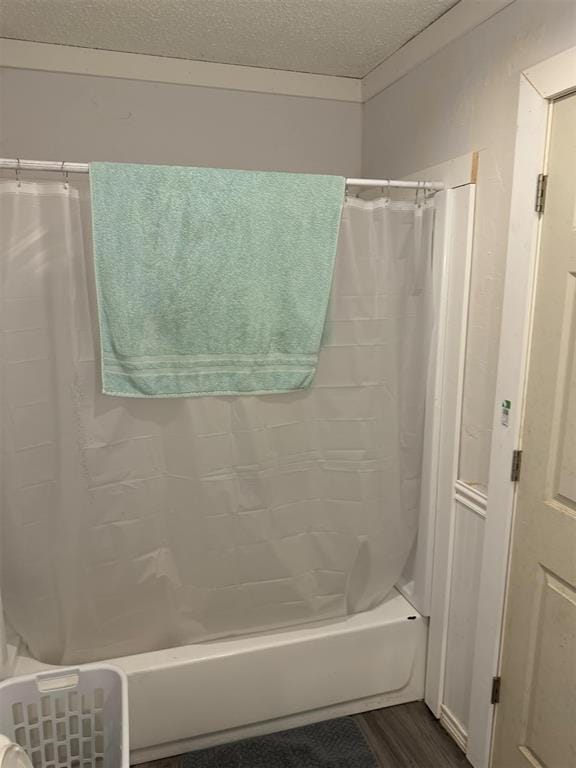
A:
[[0, 0, 461, 78]]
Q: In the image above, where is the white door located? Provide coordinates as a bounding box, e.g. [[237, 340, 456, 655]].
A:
[[492, 93, 576, 767]]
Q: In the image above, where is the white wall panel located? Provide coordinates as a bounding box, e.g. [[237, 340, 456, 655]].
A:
[[443, 501, 485, 733]]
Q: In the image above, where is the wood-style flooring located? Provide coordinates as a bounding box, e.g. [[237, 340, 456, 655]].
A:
[[136, 701, 472, 768], [356, 702, 471, 768]]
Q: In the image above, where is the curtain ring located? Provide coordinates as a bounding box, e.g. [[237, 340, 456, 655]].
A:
[[416, 180, 424, 208], [61, 160, 69, 190], [16, 158, 21, 188]]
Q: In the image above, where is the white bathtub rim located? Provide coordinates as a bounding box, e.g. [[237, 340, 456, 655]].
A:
[[12, 589, 419, 674]]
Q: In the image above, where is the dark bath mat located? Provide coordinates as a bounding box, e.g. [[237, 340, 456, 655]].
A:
[[182, 716, 379, 768]]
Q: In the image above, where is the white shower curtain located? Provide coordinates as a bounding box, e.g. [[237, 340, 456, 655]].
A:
[[0, 179, 434, 665]]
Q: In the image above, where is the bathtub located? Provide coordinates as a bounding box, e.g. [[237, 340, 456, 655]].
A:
[[12, 589, 426, 763]]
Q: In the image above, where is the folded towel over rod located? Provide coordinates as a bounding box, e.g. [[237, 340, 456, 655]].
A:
[[89, 163, 345, 397]]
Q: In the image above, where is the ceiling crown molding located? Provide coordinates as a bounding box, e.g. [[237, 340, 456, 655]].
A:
[[0, 39, 362, 102]]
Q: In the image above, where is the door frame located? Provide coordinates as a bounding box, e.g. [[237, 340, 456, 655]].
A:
[[466, 45, 576, 768]]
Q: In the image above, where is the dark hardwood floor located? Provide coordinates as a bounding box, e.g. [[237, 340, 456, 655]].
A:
[[136, 702, 471, 768], [356, 702, 471, 768]]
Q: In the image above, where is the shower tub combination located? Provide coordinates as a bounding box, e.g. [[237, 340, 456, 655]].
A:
[[0, 174, 440, 762], [13, 591, 426, 762]]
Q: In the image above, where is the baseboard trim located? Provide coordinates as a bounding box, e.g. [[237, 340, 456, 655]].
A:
[[440, 705, 468, 753]]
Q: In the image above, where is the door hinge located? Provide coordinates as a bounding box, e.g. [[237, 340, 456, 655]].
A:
[[511, 449, 522, 482], [491, 676, 501, 704], [535, 173, 548, 214]]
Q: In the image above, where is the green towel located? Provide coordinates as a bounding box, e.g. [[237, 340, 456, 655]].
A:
[[89, 163, 345, 397]]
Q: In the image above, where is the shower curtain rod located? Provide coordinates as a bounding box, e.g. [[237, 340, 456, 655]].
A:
[[0, 158, 445, 191]]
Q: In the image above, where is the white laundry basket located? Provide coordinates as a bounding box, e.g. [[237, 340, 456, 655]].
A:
[[0, 665, 129, 768]]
